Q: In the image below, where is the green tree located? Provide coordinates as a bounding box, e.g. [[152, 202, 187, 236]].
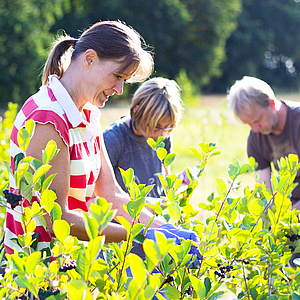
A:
[[207, 0, 300, 93], [51, 0, 241, 88], [0, 0, 70, 107]]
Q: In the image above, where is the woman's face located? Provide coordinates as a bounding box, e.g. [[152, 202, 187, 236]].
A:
[[83, 56, 136, 108]]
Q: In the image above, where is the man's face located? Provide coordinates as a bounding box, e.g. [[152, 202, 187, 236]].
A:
[[238, 103, 279, 135]]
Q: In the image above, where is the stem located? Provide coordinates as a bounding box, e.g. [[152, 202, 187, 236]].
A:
[[238, 192, 276, 253], [116, 218, 137, 290], [241, 263, 251, 300], [214, 180, 236, 224], [180, 267, 187, 299], [267, 262, 271, 296]]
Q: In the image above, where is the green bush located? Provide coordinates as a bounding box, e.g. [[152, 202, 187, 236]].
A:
[[1, 114, 300, 299]]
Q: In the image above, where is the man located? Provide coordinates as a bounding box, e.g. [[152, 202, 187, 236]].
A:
[[227, 76, 300, 209]]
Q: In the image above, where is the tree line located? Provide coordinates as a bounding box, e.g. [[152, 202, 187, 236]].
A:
[[1, 0, 300, 108]]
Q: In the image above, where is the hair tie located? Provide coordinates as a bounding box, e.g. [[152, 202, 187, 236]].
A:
[[73, 39, 78, 47]]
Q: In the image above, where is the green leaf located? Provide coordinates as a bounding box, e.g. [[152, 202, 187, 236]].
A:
[[32, 165, 52, 185], [111, 243, 124, 262], [42, 140, 58, 164], [127, 253, 147, 287], [119, 167, 134, 188], [206, 220, 218, 240], [249, 199, 265, 217], [41, 174, 56, 192], [250, 288, 258, 300], [16, 162, 29, 178], [83, 214, 98, 240], [216, 178, 227, 199], [25, 119, 35, 136], [87, 235, 105, 262], [53, 219, 70, 243], [147, 138, 157, 150], [167, 189, 175, 202], [190, 147, 203, 161], [50, 202, 62, 222], [199, 143, 209, 153], [15, 275, 37, 296], [132, 223, 144, 238], [292, 292, 300, 300], [25, 252, 41, 275], [116, 216, 132, 233], [168, 202, 181, 223], [207, 291, 225, 300], [189, 275, 206, 300], [67, 279, 87, 300], [164, 153, 176, 167], [40, 189, 56, 213], [157, 147, 167, 160], [204, 277, 211, 295], [17, 127, 30, 151], [240, 163, 250, 175], [164, 285, 181, 299], [11, 253, 25, 271], [228, 165, 239, 180]]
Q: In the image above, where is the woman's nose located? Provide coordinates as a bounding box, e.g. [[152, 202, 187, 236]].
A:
[[113, 81, 124, 95]]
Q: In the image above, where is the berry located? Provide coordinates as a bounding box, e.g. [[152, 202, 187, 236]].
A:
[[3, 189, 22, 209], [291, 234, 297, 242], [185, 286, 193, 295], [59, 260, 77, 272], [289, 245, 296, 252], [38, 288, 59, 300]]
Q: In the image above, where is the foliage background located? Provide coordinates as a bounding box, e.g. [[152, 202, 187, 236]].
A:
[[2, 0, 300, 109]]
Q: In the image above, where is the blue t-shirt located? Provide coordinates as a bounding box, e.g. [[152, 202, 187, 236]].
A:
[[103, 117, 171, 198]]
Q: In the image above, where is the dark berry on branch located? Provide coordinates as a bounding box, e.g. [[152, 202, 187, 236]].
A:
[[289, 245, 296, 252], [291, 234, 297, 242], [59, 260, 77, 272], [185, 286, 193, 295], [3, 190, 22, 209], [165, 275, 174, 284]]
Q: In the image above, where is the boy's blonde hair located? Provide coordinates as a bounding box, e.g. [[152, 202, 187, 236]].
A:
[[130, 77, 183, 137]]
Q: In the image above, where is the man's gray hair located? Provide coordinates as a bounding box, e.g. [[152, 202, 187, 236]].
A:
[[227, 76, 276, 117]]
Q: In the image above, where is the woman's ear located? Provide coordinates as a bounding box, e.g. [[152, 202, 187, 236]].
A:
[[83, 49, 97, 70]]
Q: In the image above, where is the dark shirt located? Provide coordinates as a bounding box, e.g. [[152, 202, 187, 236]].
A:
[[247, 101, 300, 201]]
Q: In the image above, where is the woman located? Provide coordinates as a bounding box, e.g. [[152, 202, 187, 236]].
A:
[[103, 77, 183, 199], [4, 21, 198, 255]]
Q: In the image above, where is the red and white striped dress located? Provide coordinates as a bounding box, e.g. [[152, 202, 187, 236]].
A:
[[4, 75, 102, 254]]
